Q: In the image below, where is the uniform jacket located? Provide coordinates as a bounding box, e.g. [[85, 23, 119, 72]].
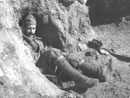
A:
[[23, 34, 45, 62]]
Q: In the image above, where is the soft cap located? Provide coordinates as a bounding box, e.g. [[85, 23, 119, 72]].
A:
[[25, 13, 37, 26]]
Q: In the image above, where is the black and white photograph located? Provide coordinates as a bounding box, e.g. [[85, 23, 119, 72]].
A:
[[0, 0, 130, 97]]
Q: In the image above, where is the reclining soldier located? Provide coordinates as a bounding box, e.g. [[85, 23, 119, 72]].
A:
[[22, 13, 113, 88]]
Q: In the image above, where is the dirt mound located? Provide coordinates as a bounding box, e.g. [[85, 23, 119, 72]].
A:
[[82, 21, 130, 98], [61, 21, 130, 98]]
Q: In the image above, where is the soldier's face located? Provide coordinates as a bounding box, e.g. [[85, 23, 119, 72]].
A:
[[25, 25, 36, 36]]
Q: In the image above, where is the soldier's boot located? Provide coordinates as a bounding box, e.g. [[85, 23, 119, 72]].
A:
[[55, 56, 99, 88], [78, 59, 113, 82]]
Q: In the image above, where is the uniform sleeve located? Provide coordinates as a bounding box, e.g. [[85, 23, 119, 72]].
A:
[[35, 38, 50, 55], [35, 39, 44, 51]]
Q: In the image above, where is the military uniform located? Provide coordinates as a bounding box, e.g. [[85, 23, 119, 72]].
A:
[[66, 49, 112, 82], [23, 34, 45, 62], [22, 13, 113, 89], [23, 33, 99, 87]]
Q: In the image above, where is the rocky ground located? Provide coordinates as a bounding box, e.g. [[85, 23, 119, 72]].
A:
[[43, 20, 130, 98], [85, 21, 130, 98], [67, 20, 130, 98]]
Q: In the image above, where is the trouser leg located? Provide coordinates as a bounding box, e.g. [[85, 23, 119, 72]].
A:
[[55, 57, 99, 88], [42, 48, 86, 81], [37, 48, 99, 88], [78, 61, 100, 78], [78, 59, 113, 82]]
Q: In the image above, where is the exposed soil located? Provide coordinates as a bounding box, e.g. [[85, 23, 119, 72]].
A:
[[64, 20, 130, 98], [52, 20, 130, 98]]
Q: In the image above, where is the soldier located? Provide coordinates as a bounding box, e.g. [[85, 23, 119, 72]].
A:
[[22, 13, 112, 88]]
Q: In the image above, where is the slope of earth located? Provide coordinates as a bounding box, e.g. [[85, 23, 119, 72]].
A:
[[57, 21, 130, 98], [81, 21, 130, 98]]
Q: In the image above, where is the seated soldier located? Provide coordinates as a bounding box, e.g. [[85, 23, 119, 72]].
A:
[[22, 13, 113, 88]]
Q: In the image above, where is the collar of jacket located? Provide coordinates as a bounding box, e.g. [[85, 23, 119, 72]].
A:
[[23, 34, 42, 40]]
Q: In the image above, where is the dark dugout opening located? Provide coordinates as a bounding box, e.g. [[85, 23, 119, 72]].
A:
[[86, 0, 130, 26], [36, 14, 64, 50], [19, 12, 64, 50]]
